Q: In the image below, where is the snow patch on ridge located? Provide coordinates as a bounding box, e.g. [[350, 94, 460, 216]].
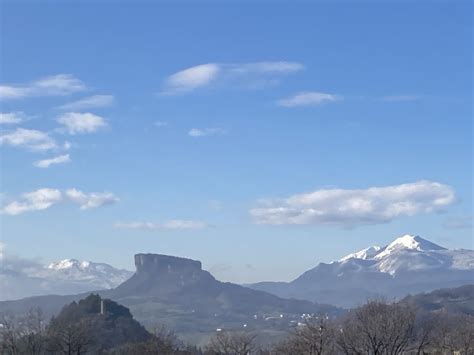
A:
[[374, 234, 445, 260], [336, 234, 466, 276], [340, 246, 382, 262], [48, 259, 91, 270]]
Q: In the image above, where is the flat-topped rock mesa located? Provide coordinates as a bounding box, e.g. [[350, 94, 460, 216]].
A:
[[0, 252, 341, 337], [113, 253, 215, 297], [134, 253, 202, 275]]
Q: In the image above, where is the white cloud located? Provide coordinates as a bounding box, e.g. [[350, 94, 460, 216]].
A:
[[2, 188, 62, 215], [2, 188, 119, 215], [0, 112, 26, 125], [162, 220, 207, 229], [56, 112, 107, 134], [0, 242, 44, 276], [63, 141, 72, 150], [65, 188, 119, 209], [188, 128, 226, 137], [208, 199, 223, 211], [162, 61, 304, 94], [232, 61, 304, 74], [56, 95, 115, 110], [114, 220, 207, 230], [0, 128, 57, 151], [250, 181, 456, 227], [165, 64, 221, 94], [277, 92, 341, 107], [379, 95, 420, 102], [0, 74, 86, 100], [114, 221, 157, 230], [443, 215, 473, 230], [33, 154, 71, 168], [154, 121, 168, 127]]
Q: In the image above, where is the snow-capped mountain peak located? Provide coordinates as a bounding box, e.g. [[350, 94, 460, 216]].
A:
[[333, 234, 467, 276], [339, 234, 445, 263], [374, 234, 445, 260], [251, 233, 474, 308], [48, 259, 90, 270], [1, 255, 134, 301], [340, 246, 381, 262], [44, 259, 133, 286]]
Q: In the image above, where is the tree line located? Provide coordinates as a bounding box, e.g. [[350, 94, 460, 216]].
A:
[[1, 297, 473, 354]]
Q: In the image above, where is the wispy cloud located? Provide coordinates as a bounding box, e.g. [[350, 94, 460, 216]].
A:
[[162, 220, 207, 229], [188, 128, 226, 137], [1, 188, 62, 215], [165, 64, 221, 94], [0, 74, 86, 100], [154, 121, 168, 128], [0, 112, 26, 125], [161, 61, 304, 94], [65, 188, 119, 209], [277, 92, 341, 107], [0, 242, 45, 279], [208, 199, 223, 211], [379, 95, 421, 102], [443, 215, 473, 230], [56, 95, 114, 110], [56, 112, 107, 134], [0, 128, 57, 151], [33, 154, 71, 168], [114, 220, 207, 230], [250, 181, 456, 227], [2, 188, 119, 215]]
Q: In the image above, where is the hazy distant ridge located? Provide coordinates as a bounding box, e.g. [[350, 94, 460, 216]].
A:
[[249, 234, 474, 307]]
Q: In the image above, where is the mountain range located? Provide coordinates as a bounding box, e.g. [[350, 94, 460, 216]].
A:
[[1, 234, 472, 309], [0, 253, 339, 345], [249, 234, 474, 307], [0, 257, 132, 301], [402, 284, 474, 315], [1, 234, 472, 344]]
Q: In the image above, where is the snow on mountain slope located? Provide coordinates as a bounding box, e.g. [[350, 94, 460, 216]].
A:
[[0, 256, 133, 301], [374, 234, 446, 260], [340, 246, 382, 262], [338, 234, 465, 275], [376, 249, 454, 275], [250, 234, 474, 307], [43, 258, 132, 288]]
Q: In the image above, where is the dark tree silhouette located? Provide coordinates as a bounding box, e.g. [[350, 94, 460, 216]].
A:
[[206, 330, 258, 355], [0, 309, 46, 355], [273, 316, 337, 355], [47, 320, 93, 355], [337, 300, 416, 355]]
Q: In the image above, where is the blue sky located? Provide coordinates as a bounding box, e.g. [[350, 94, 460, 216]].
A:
[[0, 1, 472, 283]]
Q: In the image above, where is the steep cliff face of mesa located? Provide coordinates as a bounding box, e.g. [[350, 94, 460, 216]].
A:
[[0, 253, 340, 342], [112, 253, 216, 297], [111, 253, 332, 317], [134, 253, 203, 275]]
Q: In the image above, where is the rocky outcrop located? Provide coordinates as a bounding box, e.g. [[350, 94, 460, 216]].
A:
[[134, 253, 202, 275]]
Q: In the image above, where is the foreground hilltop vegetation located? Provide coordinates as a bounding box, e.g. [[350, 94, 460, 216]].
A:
[[1, 285, 473, 354]]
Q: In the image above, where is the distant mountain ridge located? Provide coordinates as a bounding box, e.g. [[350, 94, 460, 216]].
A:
[[249, 234, 474, 307], [336, 234, 472, 275], [44, 258, 133, 288], [0, 257, 132, 301], [0, 253, 340, 345], [402, 284, 474, 315]]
